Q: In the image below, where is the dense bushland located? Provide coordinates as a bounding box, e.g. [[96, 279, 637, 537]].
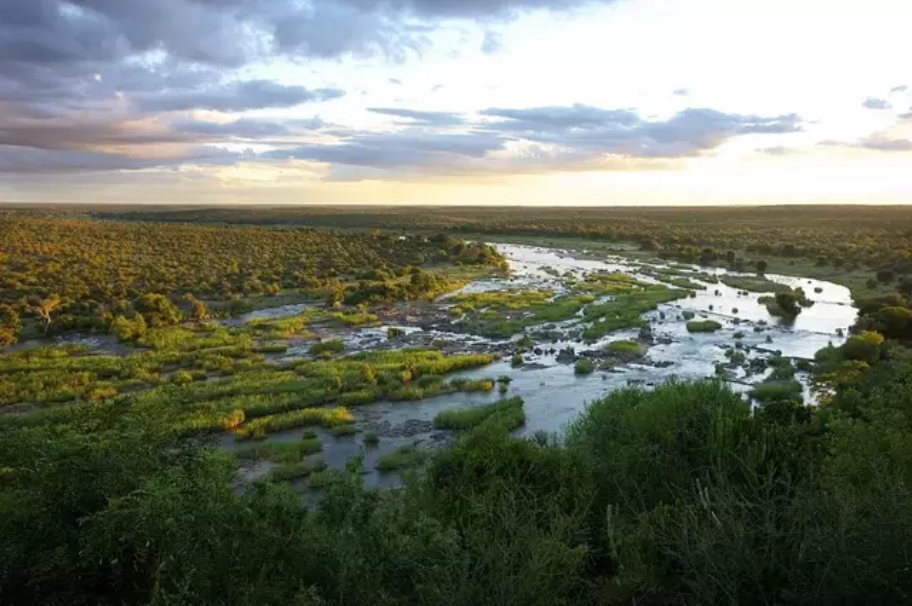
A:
[[5, 358, 912, 604], [0, 213, 505, 343]]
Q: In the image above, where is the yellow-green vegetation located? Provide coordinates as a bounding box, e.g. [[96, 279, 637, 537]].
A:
[[234, 407, 354, 441], [0, 334, 496, 448], [433, 397, 525, 431], [376, 445, 427, 472], [686, 319, 723, 333]]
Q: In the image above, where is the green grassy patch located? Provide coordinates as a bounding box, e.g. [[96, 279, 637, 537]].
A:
[[376, 445, 427, 472], [433, 397, 525, 431]]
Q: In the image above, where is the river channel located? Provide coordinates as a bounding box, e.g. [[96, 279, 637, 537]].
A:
[[223, 243, 858, 489]]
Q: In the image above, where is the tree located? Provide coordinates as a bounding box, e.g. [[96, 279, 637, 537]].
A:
[[30, 294, 61, 334], [184, 294, 209, 323], [841, 330, 884, 365], [0, 303, 21, 346], [136, 294, 182, 328], [774, 291, 800, 316], [756, 259, 769, 274]]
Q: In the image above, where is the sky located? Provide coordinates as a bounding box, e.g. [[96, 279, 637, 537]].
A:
[[1, 0, 911, 205]]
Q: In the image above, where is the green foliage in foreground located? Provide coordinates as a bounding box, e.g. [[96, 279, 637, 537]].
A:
[[6, 363, 912, 605], [433, 397, 525, 431], [686, 319, 723, 333]]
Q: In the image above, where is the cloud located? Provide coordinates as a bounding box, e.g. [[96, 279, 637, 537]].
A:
[[820, 132, 912, 153], [246, 103, 803, 181], [481, 31, 504, 54], [169, 118, 293, 138], [673, 88, 689, 96], [0, 143, 239, 174], [264, 130, 507, 174], [862, 97, 893, 110], [757, 146, 797, 156], [135, 80, 344, 112], [857, 136, 912, 152], [367, 108, 466, 125], [478, 105, 802, 159], [890, 85, 908, 94]]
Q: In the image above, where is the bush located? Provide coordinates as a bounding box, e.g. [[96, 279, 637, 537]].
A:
[[574, 359, 596, 375], [686, 319, 722, 333], [604, 340, 646, 356]]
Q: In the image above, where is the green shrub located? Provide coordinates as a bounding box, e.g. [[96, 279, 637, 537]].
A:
[[574, 359, 596, 375], [686, 319, 722, 333]]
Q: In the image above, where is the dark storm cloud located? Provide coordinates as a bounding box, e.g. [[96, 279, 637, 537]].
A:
[[862, 97, 893, 110], [135, 80, 345, 112]]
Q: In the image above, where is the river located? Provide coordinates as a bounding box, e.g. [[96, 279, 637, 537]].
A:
[[223, 242, 858, 489]]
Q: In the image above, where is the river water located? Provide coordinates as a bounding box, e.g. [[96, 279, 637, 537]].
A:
[[222, 243, 858, 489]]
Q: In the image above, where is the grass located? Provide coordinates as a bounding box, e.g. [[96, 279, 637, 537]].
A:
[[433, 397, 525, 431], [686, 320, 723, 333], [376, 446, 427, 472], [720, 276, 793, 294], [236, 439, 322, 463], [581, 288, 684, 342], [233, 407, 354, 441]]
